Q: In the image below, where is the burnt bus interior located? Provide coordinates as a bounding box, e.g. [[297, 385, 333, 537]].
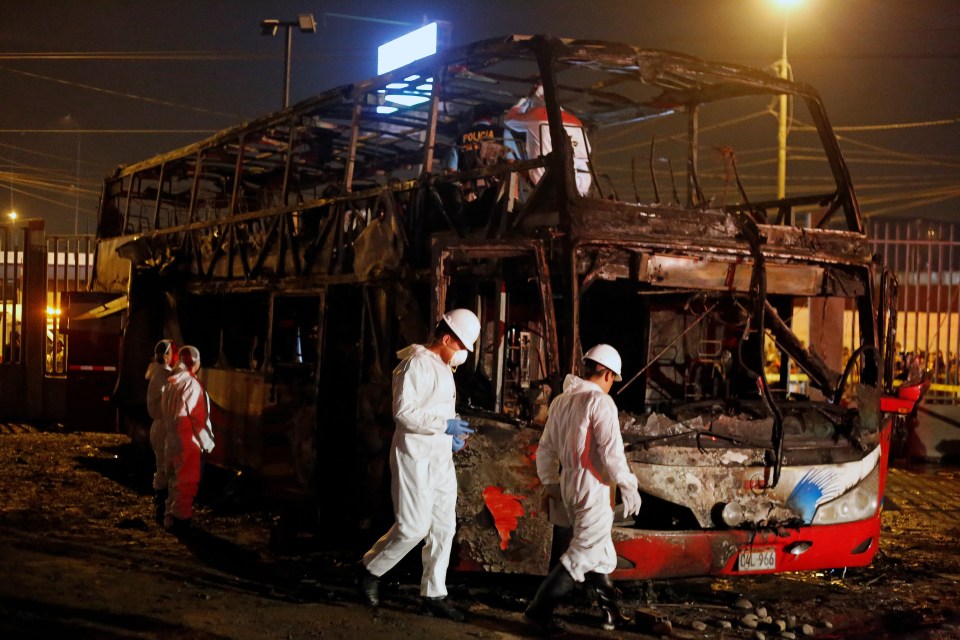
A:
[[90, 36, 902, 557]]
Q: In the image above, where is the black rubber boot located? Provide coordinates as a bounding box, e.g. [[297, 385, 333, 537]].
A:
[[357, 564, 380, 607], [153, 489, 167, 526], [420, 596, 465, 622], [163, 515, 192, 537], [586, 572, 630, 631], [524, 564, 576, 634]]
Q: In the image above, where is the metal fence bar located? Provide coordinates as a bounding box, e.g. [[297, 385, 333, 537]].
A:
[[925, 226, 933, 369], [42, 235, 94, 377], [12, 229, 20, 365], [0, 226, 24, 366], [77, 236, 85, 290], [911, 224, 920, 364], [865, 221, 960, 404], [1, 226, 7, 365], [50, 237, 61, 375], [935, 223, 945, 380], [947, 224, 960, 384]]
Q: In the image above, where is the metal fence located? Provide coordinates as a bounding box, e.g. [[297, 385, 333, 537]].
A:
[[0, 228, 94, 374], [44, 235, 95, 376], [0, 224, 25, 367], [869, 220, 960, 403]]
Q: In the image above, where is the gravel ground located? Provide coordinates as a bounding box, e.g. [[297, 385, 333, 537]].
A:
[[0, 427, 957, 639]]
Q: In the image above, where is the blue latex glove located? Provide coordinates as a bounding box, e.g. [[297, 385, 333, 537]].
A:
[[452, 435, 466, 452], [445, 418, 474, 438]]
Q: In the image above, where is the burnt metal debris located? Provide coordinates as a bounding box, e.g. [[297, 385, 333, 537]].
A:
[[88, 35, 911, 578]]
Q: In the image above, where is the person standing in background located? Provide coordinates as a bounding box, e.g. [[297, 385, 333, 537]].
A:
[[146, 339, 175, 525], [161, 345, 214, 532]]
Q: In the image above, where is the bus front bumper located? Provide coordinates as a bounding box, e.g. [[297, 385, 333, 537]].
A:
[[611, 513, 880, 580]]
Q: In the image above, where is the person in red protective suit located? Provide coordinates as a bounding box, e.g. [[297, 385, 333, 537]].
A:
[[146, 339, 176, 525], [161, 345, 215, 532], [525, 344, 641, 633], [504, 83, 593, 196]]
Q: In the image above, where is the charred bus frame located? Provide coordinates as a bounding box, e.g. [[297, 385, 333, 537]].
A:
[[91, 35, 919, 579]]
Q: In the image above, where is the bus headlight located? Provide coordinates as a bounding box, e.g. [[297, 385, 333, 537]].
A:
[[811, 465, 880, 525], [721, 501, 744, 527]]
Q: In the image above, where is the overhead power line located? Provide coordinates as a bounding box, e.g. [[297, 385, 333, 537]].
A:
[[796, 117, 960, 132], [0, 140, 81, 164], [3, 178, 99, 215], [0, 129, 218, 134], [838, 133, 960, 169], [0, 51, 273, 61], [0, 65, 239, 118]]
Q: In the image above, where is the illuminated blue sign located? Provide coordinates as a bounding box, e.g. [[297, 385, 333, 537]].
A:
[[376, 23, 439, 113], [377, 23, 438, 75]]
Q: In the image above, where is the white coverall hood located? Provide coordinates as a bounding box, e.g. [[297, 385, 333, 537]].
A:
[[396, 344, 420, 361]]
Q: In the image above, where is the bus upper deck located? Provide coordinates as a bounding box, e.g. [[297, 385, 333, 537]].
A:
[[95, 34, 863, 257]]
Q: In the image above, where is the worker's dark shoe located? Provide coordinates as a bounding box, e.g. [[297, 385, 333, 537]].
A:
[[153, 489, 167, 526], [524, 564, 575, 634], [586, 572, 630, 631], [357, 565, 380, 607], [163, 515, 192, 536], [523, 606, 569, 635], [420, 596, 465, 622]]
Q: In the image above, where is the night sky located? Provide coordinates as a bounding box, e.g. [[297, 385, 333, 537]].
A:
[[2, 0, 958, 234]]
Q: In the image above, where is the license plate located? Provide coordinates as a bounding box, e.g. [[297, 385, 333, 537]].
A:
[[737, 547, 777, 572]]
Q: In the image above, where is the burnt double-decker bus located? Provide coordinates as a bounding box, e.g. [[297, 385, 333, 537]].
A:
[[91, 35, 922, 578]]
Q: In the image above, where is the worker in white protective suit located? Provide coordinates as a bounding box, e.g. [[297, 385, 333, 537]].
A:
[[504, 83, 593, 196], [161, 345, 215, 532], [358, 308, 481, 622], [525, 344, 642, 632], [146, 339, 176, 525]]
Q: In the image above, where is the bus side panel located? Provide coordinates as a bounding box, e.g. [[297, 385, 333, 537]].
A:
[[316, 286, 364, 527], [203, 366, 318, 498], [454, 420, 553, 576], [62, 292, 124, 433], [202, 368, 264, 472]]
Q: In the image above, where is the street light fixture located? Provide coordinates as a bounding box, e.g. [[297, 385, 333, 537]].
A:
[[259, 14, 317, 109]]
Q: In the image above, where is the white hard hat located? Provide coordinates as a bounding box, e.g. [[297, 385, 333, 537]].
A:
[[583, 343, 622, 381], [442, 308, 480, 352]]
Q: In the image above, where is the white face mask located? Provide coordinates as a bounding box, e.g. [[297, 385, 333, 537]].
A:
[[449, 349, 468, 368]]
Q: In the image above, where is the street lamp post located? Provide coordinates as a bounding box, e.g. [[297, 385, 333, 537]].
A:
[[260, 14, 317, 109], [776, 14, 790, 200], [772, 0, 801, 201]]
